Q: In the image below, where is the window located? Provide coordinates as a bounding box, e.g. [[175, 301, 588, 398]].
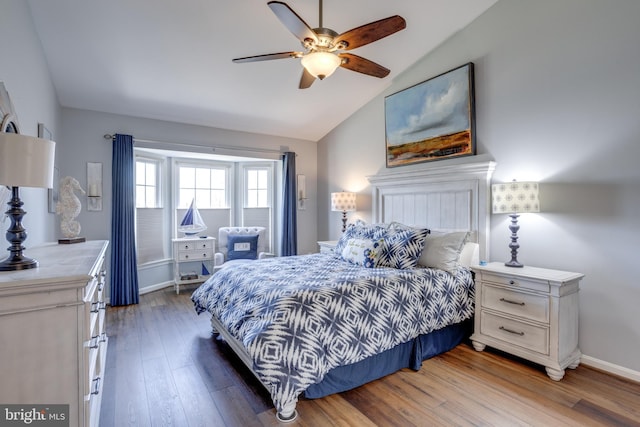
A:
[[134, 155, 166, 264], [246, 167, 269, 208], [178, 164, 228, 209], [136, 158, 160, 208]]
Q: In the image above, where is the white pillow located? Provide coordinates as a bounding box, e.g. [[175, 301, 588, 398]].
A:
[[340, 237, 384, 268], [418, 231, 470, 274]]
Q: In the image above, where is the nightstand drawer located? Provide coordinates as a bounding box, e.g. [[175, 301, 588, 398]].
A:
[[482, 284, 549, 323], [480, 311, 549, 355], [482, 272, 550, 293], [178, 248, 213, 261]]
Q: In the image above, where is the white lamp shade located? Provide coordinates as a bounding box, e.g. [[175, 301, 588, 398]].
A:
[[492, 181, 540, 214], [331, 192, 356, 212], [0, 133, 56, 188], [301, 51, 342, 79]]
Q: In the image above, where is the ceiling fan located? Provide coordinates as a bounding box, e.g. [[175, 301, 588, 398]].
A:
[[232, 0, 406, 89]]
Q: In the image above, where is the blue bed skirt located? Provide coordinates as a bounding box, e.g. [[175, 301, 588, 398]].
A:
[[303, 319, 472, 399]]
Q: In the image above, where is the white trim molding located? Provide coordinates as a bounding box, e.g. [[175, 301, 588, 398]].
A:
[[581, 355, 640, 383]]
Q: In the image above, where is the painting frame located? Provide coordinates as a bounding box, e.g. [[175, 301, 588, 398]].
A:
[[384, 62, 476, 168]]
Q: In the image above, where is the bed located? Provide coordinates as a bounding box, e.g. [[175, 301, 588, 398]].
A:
[[192, 160, 495, 421]]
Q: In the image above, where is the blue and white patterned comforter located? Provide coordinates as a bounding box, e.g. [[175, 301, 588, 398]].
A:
[[191, 253, 474, 415]]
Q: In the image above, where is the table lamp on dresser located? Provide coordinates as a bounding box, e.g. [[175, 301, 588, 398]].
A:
[[0, 132, 56, 271]]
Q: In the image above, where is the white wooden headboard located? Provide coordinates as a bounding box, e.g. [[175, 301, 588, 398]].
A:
[[367, 160, 496, 261]]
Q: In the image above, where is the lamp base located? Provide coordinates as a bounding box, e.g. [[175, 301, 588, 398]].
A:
[[0, 254, 38, 271], [505, 260, 524, 268], [505, 212, 524, 268]]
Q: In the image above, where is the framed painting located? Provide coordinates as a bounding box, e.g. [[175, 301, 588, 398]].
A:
[[385, 63, 475, 167]]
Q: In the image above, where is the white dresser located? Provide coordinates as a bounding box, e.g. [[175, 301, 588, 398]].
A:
[[470, 262, 583, 380], [172, 237, 215, 294], [0, 240, 109, 427]]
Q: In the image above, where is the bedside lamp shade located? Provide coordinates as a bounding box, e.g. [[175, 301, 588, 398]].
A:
[[0, 132, 56, 271], [492, 181, 539, 268], [492, 181, 539, 214], [331, 191, 356, 232]]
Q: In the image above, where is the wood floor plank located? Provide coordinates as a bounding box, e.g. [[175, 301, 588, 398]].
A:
[[172, 364, 226, 427], [102, 288, 640, 427], [142, 356, 189, 426]]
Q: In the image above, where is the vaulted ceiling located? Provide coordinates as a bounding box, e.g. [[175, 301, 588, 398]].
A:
[[26, 0, 497, 141]]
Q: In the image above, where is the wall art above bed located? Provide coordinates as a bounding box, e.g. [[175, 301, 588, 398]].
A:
[[384, 62, 476, 167]]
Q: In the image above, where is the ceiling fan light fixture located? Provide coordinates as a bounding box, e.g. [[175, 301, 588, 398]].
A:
[[301, 51, 341, 80]]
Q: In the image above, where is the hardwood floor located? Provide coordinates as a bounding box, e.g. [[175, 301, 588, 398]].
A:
[[100, 287, 640, 427]]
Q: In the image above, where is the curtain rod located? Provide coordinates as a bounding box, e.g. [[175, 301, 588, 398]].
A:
[[103, 134, 286, 155]]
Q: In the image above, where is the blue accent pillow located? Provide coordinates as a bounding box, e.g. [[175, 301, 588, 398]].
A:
[[378, 227, 430, 269], [227, 234, 259, 260]]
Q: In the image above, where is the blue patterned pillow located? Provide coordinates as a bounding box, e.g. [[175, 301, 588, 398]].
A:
[[340, 237, 384, 268], [227, 234, 259, 260], [378, 227, 430, 269], [334, 220, 388, 256]]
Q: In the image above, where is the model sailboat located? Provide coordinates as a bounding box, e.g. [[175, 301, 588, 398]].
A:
[[178, 199, 207, 236]]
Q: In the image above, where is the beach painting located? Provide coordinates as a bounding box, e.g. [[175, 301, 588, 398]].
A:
[[385, 63, 475, 167]]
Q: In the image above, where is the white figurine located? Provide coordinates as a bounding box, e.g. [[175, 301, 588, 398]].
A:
[[56, 176, 85, 238]]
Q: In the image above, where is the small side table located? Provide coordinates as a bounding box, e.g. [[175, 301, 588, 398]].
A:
[[470, 262, 583, 380], [317, 240, 338, 254], [172, 236, 215, 294]]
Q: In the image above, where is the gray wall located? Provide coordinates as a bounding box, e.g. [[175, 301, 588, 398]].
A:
[[318, 0, 640, 372], [0, 0, 60, 246]]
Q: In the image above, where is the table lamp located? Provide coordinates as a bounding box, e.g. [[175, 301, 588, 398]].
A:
[[0, 132, 56, 270], [331, 191, 356, 233], [492, 180, 539, 268]]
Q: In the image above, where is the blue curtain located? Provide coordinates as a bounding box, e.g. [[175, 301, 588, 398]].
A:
[[280, 152, 297, 256], [110, 134, 139, 306]]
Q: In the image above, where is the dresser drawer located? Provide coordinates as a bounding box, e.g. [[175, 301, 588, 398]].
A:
[[482, 272, 550, 293], [482, 284, 549, 323], [480, 311, 549, 355], [176, 239, 214, 251], [178, 248, 213, 261]]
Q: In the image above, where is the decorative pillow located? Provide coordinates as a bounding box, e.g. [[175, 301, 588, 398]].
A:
[[227, 234, 259, 260], [377, 227, 430, 269], [340, 237, 384, 268], [334, 220, 388, 256], [418, 231, 470, 274]]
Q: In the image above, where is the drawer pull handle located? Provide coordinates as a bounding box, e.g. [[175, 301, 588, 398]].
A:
[[499, 326, 524, 336], [89, 336, 99, 349], [91, 377, 101, 395], [90, 302, 99, 313], [500, 297, 525, 306], [509, 280, 515, 285], [184, 254, 189, 259]]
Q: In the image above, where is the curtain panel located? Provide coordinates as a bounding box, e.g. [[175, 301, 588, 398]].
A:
[[280, 152, 297, 256], [110, 134, 140, 306]]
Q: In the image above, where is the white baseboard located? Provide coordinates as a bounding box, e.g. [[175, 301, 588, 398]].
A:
[[139, 281, 174, 295], [581, 354, 640, 383]]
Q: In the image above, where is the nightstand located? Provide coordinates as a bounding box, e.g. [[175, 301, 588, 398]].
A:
[[172, 237, 215, 294], [470, 262, 583, 381], [317, 240, 338, 254]]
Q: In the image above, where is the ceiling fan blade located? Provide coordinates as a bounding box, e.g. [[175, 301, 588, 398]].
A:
[[335, 15, 406, 51], [268, 1, 318, 44], [299, 68, 316, 89], [339, 53, 390, 78], [232, 52, 301, 63]]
